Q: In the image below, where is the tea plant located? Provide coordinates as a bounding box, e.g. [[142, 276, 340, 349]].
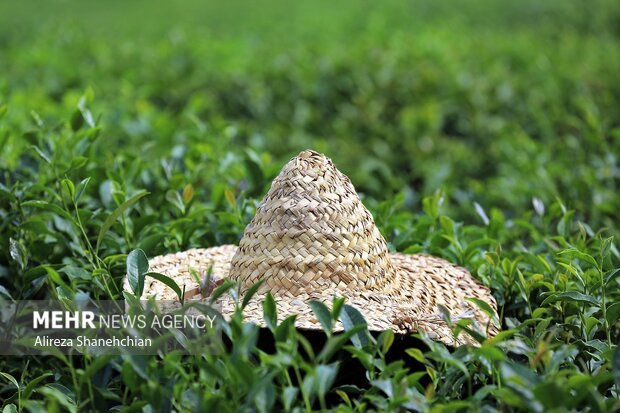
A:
[[1, 0, 620, 411]]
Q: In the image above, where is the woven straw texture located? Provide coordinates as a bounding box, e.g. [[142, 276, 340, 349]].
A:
[[128, 150, 499, 346]]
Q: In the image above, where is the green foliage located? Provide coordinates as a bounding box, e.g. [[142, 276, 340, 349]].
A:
[[1, 0, 620, 411]]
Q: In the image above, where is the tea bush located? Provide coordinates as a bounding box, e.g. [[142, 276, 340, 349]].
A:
[[1, 0, 619, 411]]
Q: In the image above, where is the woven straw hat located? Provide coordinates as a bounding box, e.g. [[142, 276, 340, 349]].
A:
[[126, 150, 498, 345]]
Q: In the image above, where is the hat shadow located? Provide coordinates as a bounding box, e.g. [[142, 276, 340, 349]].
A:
[[234, 327, 432, 405]]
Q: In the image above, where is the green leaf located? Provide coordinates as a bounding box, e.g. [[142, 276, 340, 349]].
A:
[[224, 188, 236, 207], [473, 202, 490, 225], [437, 303, 453, 326], [0, 372, 19, 390], [604, 268, 620, 286], [600, 236, 613, 260], [209, 279, 236, 303], [308, 300, 332, 335], [465, 297, 498, 323], [144, 271, 184, 301], [21, 200, 76, 223], [124, 355, 149, 380], [282, 387, 298, 412], [95, 191, 149, 254], [559, 248, 600, 271], [254, 382, 275, 413], [244, 148, 265, 192], [70, 108, 84, 131], [242, 279, 265, 309], [81, 356, 114, 382], [2, 405, 17, 413], [585, 316, 600, 337], [486, 329, 518, 344], [316, 363, 339, 400], [263, 292, 277, 331], [165, 189, 185, 213], [30, 145, 51, 164], [126, 249, 149, 297], [61, 178, 76, 201], [406, 348, 426, 363], [75, 177, 91, 202], [454, 318, 487, 344], [340, 304, 369, 348], [77, 95, 95, 128], [613, 346, 620, 389], [439, 215, 455, 235], [9, 238, 27, 270], [371, 379, 393, 398], [605, 302, 620, 326], [346, 346, 374, 371], [378, 329, 394, 354], [331, 296, 345, 320], [22, 372, 53, 400], [42, 265, 70, 289], [317, 325, 366, 362], [541, 291, 599, 307], [37, 384, 76, 413], [500, 361, 539, 387], [275, 314, 297, 342], [474, 346, 507, 362], [335, 390, 351, 407], [422, 190, 443, 220], [67, 156, 88, 172], [182, 183, 194, 204], [0, 285, 12, 299]]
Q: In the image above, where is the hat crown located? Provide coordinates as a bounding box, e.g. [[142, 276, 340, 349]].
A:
[[229, 149, 395, 295]]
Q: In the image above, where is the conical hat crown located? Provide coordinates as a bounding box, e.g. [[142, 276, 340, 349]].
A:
[[229, 150, 396, 295]]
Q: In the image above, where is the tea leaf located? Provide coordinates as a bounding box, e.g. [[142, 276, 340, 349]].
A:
[[541, 291, 599, 307], [613, 346, 620, 389], [144, 271, 183, 302], [96, 191, 149, 254], [309, 300, 332, 335], [242, 279, 265, 309], [263, 292, 277, 331], [126, 248, 149, 296], [340, 305, 369, 348]]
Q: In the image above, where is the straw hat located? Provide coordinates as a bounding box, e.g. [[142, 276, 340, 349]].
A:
[[127, 150, 499, 346]]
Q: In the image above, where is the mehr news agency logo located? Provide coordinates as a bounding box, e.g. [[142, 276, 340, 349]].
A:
[[31, 309, 217, 349]]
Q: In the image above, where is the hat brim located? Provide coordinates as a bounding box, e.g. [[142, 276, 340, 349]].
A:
[[125, 245, 498, 346]]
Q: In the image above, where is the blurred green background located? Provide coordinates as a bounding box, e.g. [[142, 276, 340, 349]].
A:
[[1, 2, 620, 410], [1, 0, 619, 235]]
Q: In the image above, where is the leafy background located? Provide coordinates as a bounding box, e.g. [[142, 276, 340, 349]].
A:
[[1, 0, 619, 411]]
